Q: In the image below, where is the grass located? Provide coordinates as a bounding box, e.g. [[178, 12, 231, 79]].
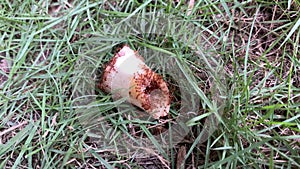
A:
[[0, 0, 300, 168]]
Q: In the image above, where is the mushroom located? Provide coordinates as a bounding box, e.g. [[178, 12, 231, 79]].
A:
[[98, 45, 170, 119]]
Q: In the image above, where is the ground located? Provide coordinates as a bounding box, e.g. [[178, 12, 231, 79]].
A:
[[0, 0, 300, 168]]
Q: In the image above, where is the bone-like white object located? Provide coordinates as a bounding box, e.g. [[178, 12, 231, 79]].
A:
[[99, 45, 170, 119]]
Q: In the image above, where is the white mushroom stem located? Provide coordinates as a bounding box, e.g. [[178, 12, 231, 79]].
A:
[[99, 45, 170, 119]]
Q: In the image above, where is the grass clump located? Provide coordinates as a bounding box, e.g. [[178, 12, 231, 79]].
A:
[[0, 0, 300, 168]]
